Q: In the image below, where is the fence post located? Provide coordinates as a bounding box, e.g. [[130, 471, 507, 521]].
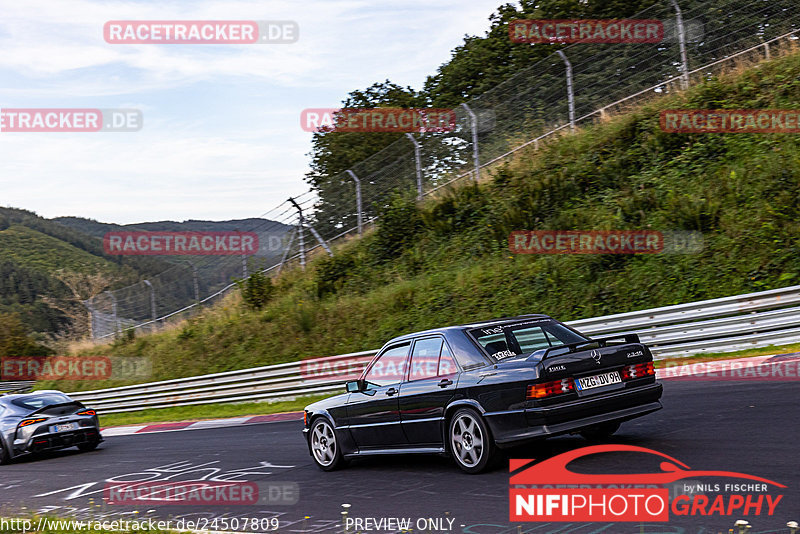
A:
[[289, 197, 306, 270], [278, 228, 296, 274], [105, 290, 119, 337], [556, 50, 576, 132], [460, 103, 480, 182], [185, 262, 200, 305], [346, 170, 363, 235], [405, 133, 424, 199], [670, 0, 690, 90], [143, 279, 156, 323]]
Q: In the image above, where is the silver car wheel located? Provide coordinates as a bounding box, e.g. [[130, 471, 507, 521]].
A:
[[451, 412, 484, 467], [311, 420, 337, 467]]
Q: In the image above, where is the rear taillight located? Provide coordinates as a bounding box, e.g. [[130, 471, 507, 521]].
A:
[[527, 378, 574, 399], [18, 417, 47, 428], [621, 362, 655, 380], [76, 409, 96, 417]]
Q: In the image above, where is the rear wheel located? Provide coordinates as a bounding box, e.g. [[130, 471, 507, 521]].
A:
[[449, 408, 495, 474], [309, 418, 345, 471], [580, 421, 621, 441]]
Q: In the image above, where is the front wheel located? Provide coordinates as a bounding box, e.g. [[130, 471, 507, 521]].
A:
[[309, 418, 345, 471], [449, 408, 495, 474], [0, 441, 10, 465]]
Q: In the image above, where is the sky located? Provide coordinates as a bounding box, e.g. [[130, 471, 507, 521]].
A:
[[0, 0, 502, 224]]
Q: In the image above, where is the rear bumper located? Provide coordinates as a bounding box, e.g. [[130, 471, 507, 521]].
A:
[[485, 382, 663, 448], [17, 428, 102, 454]]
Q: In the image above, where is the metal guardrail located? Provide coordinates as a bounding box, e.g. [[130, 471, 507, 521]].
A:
[[0, 381, 36, 393], [64, 285, 800, 414]]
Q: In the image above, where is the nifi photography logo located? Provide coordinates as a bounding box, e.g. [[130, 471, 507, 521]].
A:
[[509, 445, 785, 522]]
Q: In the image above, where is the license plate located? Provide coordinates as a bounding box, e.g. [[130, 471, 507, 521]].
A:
[[50, 423, 77, 433], [575, 370, 622, 391]]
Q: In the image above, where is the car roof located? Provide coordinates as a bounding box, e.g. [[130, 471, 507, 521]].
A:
[[385, 314, 553, 344], [0, 390, 68, 405]]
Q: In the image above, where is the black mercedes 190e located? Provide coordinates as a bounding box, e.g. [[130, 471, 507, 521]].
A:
[[302, 314, 663, 473]]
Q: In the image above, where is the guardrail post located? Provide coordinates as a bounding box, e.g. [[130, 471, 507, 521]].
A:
[[556, 50, 576, 133], [764, 41, 770, 59], [143, 280, 156, 323], [405, 133, 424, 200], [346, 170, 363, 235], [670, 0, 690, 90], [460, 103, 480, 182]]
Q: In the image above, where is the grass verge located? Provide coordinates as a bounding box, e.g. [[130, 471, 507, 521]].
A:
[[98, 394, 330, 428]]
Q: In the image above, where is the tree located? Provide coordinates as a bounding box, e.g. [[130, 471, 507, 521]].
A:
[[0, 311, 53, 358]]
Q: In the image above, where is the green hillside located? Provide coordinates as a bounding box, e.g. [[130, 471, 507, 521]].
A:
[[0, 208, 172, 339], [58, 49, 800, 389]]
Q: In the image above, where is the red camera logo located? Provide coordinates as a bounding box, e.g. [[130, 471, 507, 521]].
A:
[[510, 20, 663, 43], [300, 108, 456, 133], [510, 445, 785, 522], [103, 231, 259, 256]]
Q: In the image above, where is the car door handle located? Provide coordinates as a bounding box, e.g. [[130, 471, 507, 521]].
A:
[[438, 379, 453, 388], [386, 387, 398, 396]]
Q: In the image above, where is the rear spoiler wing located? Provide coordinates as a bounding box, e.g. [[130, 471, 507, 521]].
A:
[[26, 401, 85, 417], [539, 333, 641, 361]]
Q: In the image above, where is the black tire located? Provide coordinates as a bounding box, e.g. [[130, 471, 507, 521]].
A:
[[0, 440, 10, 465], [448, 408, 495, 474], [78, 440, 100, 452], [309, 418, 345, 471], [580, 421, 621, 441]]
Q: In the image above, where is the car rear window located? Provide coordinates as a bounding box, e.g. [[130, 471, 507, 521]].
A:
[[469, 319, 588, 360], [11, 393, 70, 411]]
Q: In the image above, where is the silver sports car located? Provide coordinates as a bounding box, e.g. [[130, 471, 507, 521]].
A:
[[0, 390, 102, 464]]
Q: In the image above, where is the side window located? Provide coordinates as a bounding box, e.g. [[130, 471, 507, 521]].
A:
[[364, 343, 409, 386], [409, 337, 443, 380], [438, 342, 458, 376], [514, 326, 551, 353]]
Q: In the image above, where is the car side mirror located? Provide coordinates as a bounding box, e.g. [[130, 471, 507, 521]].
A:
[[345, 380, 364, 393]]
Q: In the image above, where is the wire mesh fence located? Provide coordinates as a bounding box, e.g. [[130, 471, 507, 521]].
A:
[[84, 0, 800, 339]]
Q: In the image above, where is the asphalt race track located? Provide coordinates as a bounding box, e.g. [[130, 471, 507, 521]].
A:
[[2, 380, 798, 534]]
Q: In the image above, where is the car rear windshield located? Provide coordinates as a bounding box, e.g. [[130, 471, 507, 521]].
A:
[[11, 393, 70, 411], [468, 319, 588, 360]]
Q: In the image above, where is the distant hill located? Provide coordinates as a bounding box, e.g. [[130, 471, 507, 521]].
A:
[[0, 209, 291, 340]]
